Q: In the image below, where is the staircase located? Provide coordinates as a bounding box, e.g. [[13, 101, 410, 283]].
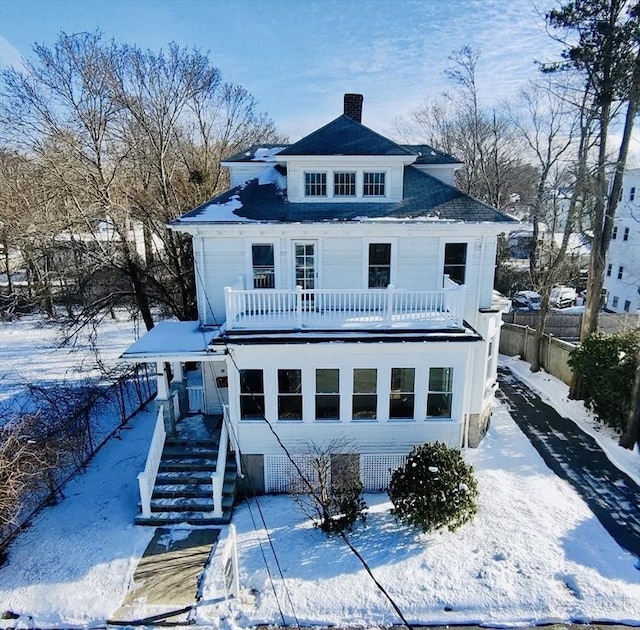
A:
[[135, 415, 237, 526]]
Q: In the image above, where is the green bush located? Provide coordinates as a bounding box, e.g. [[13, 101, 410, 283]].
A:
[[568, 331, 640, 432], [388, 442, 478, 533]]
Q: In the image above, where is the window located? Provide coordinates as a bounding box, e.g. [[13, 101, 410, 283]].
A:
[[612, 296, 619, 308], [363, 172, 385, 196], [368, 243, 391, 288], [444, 243, 467, 285], [334, 172, 356, 196], [305, 172, 326, 196], [352, 368, 377, 419], [631, 187, 636, 201], [427, 367, 453, 418], [606, 264, 612, 277], [619, 188, 623, 202], [252, 244, 275, 288], [240, 370, 264, 420], [315, 369, 340, 420], [618, 266, 624, 280], [623, 227, 629, 241], [486, 339, 495, 382], [624, 300, 631, 313], [278, 369, 302, 420], [612, 226, 618, 240], [389, 368, 415, 419]]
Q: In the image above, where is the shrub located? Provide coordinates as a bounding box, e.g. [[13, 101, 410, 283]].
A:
[[388, 442, 478, 533], [568, 331, 640, 432]]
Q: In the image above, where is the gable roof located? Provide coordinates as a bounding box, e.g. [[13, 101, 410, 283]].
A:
[[277, 115, 416, 157], [175, 165, 518, 226]]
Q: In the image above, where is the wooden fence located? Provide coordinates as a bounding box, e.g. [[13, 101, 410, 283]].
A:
[[500, 323, 576, 386]]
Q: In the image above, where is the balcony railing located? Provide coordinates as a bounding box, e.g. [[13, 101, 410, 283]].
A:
[[224, 279, 465, 331]]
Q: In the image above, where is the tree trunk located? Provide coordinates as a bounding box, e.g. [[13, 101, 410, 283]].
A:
[[620, 348, 640, 450]]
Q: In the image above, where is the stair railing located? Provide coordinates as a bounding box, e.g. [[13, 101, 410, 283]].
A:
[[138, 405, 166, 518], [223, 404, 242, 477], [211, 418, 230, 519]]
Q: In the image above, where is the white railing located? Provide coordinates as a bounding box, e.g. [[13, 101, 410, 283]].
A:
[[211, 418, 230, 519], [223, 404, 242, 477], [187, 386, 204, 413], [224, 282, 465, 331], [137, 405, 167, 518]]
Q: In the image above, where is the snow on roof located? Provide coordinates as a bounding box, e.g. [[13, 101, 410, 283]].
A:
[[258, 165, 287, 190], [177, 193, 251, 223], [251, 147, 286, 162], [121, 321, 219, 359]]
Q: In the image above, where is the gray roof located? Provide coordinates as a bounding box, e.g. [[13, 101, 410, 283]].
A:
[[402, 144, 462, 165], [175, 166, 518, 225], [277, 115, 416, 157]]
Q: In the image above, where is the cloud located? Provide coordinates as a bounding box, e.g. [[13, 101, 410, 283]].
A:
[[0, 35, 26, 71]]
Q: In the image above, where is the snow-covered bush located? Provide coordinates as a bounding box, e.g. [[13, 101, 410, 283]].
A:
[[388, 442, 478, 533]]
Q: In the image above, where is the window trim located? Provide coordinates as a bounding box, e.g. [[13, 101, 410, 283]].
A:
[[239, 369, 265, 421], [426, 367, 454, 419], [315, 368, 340, 421], [441, 241, 469, 286], [245, 239, 280, 290], [352, 368, 378, 421], [333, 171, 357, 197], [363, 237, 397, 289], [389, 367, 415, 420], [363, 171, 387, 197], [304, 171, 328, 197], [277, 369, 303, 421]]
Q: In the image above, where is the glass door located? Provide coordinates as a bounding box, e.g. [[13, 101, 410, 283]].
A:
[[293, 241, 316, 309]]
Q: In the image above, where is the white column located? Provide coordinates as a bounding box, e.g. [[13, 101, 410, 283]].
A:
[[172, 361, 184, 383], [157, 361, 170, 400]]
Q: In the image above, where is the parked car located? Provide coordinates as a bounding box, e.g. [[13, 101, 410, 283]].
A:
[[550, 286, 577, 309], [511, 290, 541, 311]]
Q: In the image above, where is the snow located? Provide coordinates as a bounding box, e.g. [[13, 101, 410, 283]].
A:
[[257, 165, 287, 190], [180, 194, 250, 223], [0, 346, 638, 627], [122, 320, 218, 359], [251, 147, 286, 162], [0, 313, 140, 414]]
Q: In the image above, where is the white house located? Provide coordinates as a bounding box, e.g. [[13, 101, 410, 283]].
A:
[[123, 94, 518, 525], [604, 168, 640, 314]]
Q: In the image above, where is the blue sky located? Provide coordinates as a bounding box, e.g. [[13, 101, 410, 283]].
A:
[[0, 0, 566, 139]]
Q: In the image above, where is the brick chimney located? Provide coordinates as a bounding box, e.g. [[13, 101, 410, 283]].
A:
[[343, 93, 363, 123]]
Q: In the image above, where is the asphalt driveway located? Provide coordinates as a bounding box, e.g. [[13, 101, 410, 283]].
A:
[[497, 366, 640, 560]]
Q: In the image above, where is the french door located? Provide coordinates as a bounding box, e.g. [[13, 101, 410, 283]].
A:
[[293, 241, 317, 309]]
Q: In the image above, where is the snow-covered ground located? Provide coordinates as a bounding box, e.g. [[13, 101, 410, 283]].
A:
[[0, 313, 141, 415], [0, 349, 638, 628]]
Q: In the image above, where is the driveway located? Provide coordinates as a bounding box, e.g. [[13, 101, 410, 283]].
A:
[[497, 366, 640, 560]]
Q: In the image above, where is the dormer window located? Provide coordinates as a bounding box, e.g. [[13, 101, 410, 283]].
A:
[[305, 172, 327, 196], [334, 172, 356, 196], [363, 172, 386, 196]]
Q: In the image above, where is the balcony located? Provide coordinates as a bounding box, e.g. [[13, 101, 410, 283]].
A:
[[224, 278, 465, 332]]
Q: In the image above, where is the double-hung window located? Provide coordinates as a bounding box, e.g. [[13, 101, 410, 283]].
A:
[[631, 187, 636, 201], [606, 263, 612, 277], [334, 172, 356, 196], [315, 369, 340, 420], [623, 227, 629, 241], [624, 300, 631, 313], [368, 243, 391, 288], [363, 172, 385, 196], [389, 368, 415, 419], [612, 226, 618, 240], [305, 172, 327, 197], [278, 369, 303, 420], [444, 243, 467, 285], [427, 367, 453, 418], [352, 368, 377, 419], [618, 266, 624, 280], [252, 244, 275, 288], [240, 370, 264, 420]]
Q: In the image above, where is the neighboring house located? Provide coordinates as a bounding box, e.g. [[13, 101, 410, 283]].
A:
[[123, 94, 518, 524], [604, 168, 640, 314]]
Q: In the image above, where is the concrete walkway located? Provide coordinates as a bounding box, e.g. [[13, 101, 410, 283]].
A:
[[111, 527, 220, 623], [497, 366, 640, 560]]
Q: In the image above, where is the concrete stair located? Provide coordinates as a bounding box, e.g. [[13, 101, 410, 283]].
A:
[[136, 430, 237, 526]]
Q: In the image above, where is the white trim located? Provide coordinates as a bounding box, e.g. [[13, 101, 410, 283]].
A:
[[244, 238, 281, 289], [362, 237, 398, 288]]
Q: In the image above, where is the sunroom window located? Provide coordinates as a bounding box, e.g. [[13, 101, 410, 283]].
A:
[[240, 369, 264, 420], [427, 367, 453, 418], [278, 369, 303, 420], [389, 368, 415, 419], [315, 368, 340, 420], [352, 368, 377, 419]]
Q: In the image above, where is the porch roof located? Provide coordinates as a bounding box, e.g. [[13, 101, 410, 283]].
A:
[[121, 321, 221, 361]]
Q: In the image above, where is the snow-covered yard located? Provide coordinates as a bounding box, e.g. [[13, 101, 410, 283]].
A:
[[0, 342, 638, 628]]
